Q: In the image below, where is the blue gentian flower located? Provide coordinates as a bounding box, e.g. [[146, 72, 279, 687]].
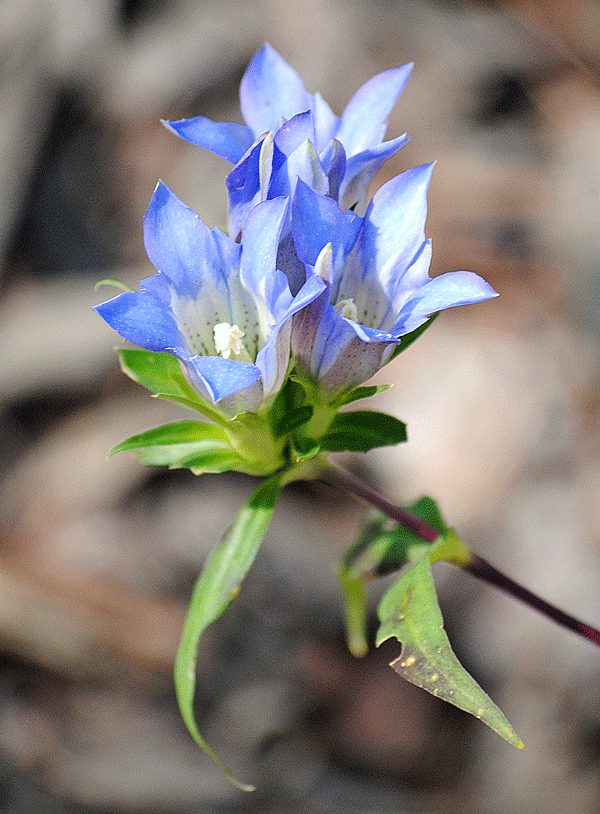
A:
[[164, 44, 412, 222], [94, 182, 324, 416], [289, 163, 498, 394]]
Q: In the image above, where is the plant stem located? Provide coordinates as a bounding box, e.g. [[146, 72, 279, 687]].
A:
[[464, 554, 600, 647], [321, 463, 439, 542], [321, 462, 600, 649]]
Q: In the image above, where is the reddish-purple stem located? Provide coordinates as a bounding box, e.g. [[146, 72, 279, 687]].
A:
[[321, 464, 600, 649]]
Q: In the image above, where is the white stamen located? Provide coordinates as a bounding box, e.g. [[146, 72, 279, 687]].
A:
[[335, 298, 358, 321], [213, 322, 246, 359]]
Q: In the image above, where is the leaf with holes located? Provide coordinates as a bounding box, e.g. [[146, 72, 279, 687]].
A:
[[376, 533, 524, 749]]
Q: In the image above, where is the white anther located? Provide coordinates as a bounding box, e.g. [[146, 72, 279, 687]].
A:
[[335, 298, 358, 321], [213, 322, 246, 358]]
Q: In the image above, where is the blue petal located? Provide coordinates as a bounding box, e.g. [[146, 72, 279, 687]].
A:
[[291, 284, 331, 374], [343, 320, 399, 344], [393, 270, 499, 335], [312, 92, 340, 153], [389, 239, 432, 304], [284, 272, 328, 321], [162, 116, 253, 164], [254, 319, 291, 398], [94, 289, 185, 353], [361, 163, 434, 293], [273, 111, 315, 156], [313, 311, 397, 379], [291, 180, 361, 269], [276, 231, 307, 296], [239, 197, 289, 311], [255, 274, 326, 396], [319, 138, 346, 201], [240, 44, 311, 136], [318, 332, 394, 394], [339, 132, 410, 212], [226, 140, 262, 237], [143, 181, 236, 298], [185, 354, 262, 405], [336, 63, 413, 156], [292, 291, 396, 394], [268, 139, 329, 200], [226, 136, 286, 238]]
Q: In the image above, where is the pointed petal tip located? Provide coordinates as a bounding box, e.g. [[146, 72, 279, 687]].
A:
[[388, 60, 414, 82], [145, 179, 177, 220], [160, 118, 177, 134]]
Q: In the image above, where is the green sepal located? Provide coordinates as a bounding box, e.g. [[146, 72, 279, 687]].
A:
[[273, 405, 314, 438], [117, 349, 224, 423], [376, 530, 525, 749], [109, 421, 246, 474], [320, 410, 407, 453], [389, 314, 438, 362], [333, 384, 391, 407], [174, 474, 283, 791], [290, 437, 322, 463]]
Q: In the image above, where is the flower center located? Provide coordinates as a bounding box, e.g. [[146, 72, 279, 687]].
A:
[[213, 322, 248, 359], [335, 298, 358, 321]]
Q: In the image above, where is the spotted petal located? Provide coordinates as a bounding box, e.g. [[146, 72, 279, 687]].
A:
[[93, 288, 186, 354], [184, 354, 263, 408]]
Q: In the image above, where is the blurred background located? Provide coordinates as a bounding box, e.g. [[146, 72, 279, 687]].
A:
[[1, 0, 600, 811]]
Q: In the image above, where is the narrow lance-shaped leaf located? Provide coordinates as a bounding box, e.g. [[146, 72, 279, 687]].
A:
[[320, 410, 407, 453], [110, 420, 247, 474], [338, 565, 368, 658], [174, 474, 283, 790], [376, 530, 525, 749]]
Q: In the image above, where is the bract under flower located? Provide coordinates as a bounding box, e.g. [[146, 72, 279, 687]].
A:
[[94, 182, 324, 417], [164, 44, 411, 220], [290, 165, 498, 394]]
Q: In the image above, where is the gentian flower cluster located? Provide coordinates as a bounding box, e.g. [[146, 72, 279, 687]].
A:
[[93, 47, 556, 786], [95, 43, 496, 465]]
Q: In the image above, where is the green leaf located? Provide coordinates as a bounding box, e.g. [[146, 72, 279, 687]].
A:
[[110, 421, 246, 474], [376, 534, 524, 749], [117, 349, 223, 422], [174, 474, 283, 790], [389, 314, 438, 361], [334, 384, 391, 407], [320, 410, 407, 453], [291, 437, 322, 463]]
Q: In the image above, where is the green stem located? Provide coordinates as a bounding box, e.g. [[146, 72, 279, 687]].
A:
[[320, 462, 600, 650]]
